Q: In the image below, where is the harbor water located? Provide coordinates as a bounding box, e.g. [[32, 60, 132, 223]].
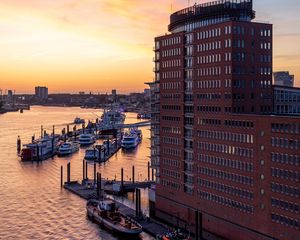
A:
[[0, 106, 153, 240]]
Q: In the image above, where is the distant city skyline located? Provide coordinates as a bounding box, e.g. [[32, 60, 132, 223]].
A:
[[0, 0, 300, 93]]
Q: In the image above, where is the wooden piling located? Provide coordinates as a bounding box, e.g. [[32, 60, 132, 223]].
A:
[[41, 125, 43, 138], [132, 165, 135, 184], [121, 168, 124, 193], [147, 161, 150, 181], [83, 160, 85, 180], [152, 168, 154, 181], [67, 162, 70, 183], [85, 161, 88, 179], [94, 162, 96, 185], [199, 211, 203, 240], [52, 125, 55, 135], [60, 166, 63, 187], [67, 125, 69, 134], [17, 136, 21, 153]]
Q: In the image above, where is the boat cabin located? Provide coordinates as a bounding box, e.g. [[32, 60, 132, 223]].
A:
[[99, 200, 116, 211]]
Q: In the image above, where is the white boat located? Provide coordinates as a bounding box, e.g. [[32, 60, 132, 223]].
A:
[[86, 199, 142, 236], [121, 132, 140, 149], [79, 134, 96, 146], [21, 134, 58, 161], [84, 147, 105, 161], [97, 108, 126, 128], [57, 141, 80, 156], [74, 117, 85, 124]]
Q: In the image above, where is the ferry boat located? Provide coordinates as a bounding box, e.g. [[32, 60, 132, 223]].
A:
[[121, 129, 142, 149], [57, 141, 80, 156], [78, 134, 96, 146], [86, 199, 142, 236], [74, 117, 85, 124], [21, 134, 59, 161]]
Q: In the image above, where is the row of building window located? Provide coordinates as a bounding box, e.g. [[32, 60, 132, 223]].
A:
[[162, 158, 180, 168], [197, 154, 253, 173], [224, 120, 254, 128], [198, 142, 254, 158], [161, 168, 180, 180], [161, 179, 181, 191], [197, 66, 222, 76], [271, 198, 299, 213], [161, 36, 181, 46], [197, 106, 221, 113], [162, 147, 181, 157], [198, 178, 254, 200], [161, 71, 181, 79], [271, 152, 299, 166], [161, 93, 181, 99], [271, 137, 300, 150], [271, 123, 300, 134], [197, 130, 254, 144], [271, 182, 299, 197], [198, 167, 253, 186], [260, 54, 272, 63], [161, 116, 180, 122], [161, 126, 181, 134], [197, 41, 222, 52], [161, 105, 181, 111], [271, 213, 299, 229], [162, 59, 181, 68], [161, 48, 181, 57], [161, 82, 181, 90], [162, 136, 181, 145], [196, 93, 222, 100], [260, 42, 271, 50], [198, 190, 254, 213], [197, 54, 221, 64], [195, 80, 221, 89], [271, 168, 299, 182], [260, 67, 272, 75], [196, 28, 221, 40], [198, 118, 222, 126]]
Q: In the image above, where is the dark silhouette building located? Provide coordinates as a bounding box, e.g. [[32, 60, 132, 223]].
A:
[[150, 1, 299, 239]]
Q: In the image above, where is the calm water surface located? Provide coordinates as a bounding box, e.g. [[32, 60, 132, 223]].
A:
[[0, 106, 153, 240]]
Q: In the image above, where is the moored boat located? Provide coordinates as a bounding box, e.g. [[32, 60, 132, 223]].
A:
[[79, 134, 96, 146], [86, 199, 142, 236], [121, 128, 142, 149], [74, 117, 85, 124], [57, 141, 80, 156]]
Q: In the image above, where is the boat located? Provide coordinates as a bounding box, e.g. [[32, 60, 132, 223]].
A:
[[21, 134, 59, 161], [121, 129, 141, 149], [86, 199, 142, 236], [74, 117, 85, 124], [57, 141, 80, 156], [97, 108, 126, 128], [79, 134, 96, 146]]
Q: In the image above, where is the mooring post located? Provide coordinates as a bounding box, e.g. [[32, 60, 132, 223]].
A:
[[67, 162, 71, 183], [83, 160, 85, 180], [85, 161, 88, 180], [137, 188, 141, 218], [41, 125, 43, 138], [195, 210, 199, 240], [107, 138, 110, 155], [148, 161, 150, 181], [97, 172, 100, 198], [135, 188, 139, 217], [93, 147, 96, 159], [17, 136, 21, 153], [52, 125, 55, 135], [61, 165, 63, 187], [132, 165, 135, 184], [94, 162, 96, 186], [121, 168, 124, 193], [67, 125, 69, 135], [152, 168, 154, 181], [51, 137, 55, 156]]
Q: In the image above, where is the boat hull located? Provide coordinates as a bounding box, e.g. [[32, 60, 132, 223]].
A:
[[86, 207, 142, 236]]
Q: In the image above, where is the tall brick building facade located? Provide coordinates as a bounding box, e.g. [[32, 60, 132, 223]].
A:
[[149, 1, 299, 239]]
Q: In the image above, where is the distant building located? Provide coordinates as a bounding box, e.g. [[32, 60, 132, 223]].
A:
[[79, 92, 85, 95], [7, 90, 13, 103], [273, 71, 294, 87], [35, 86, 48, 100], [112, 89, 117, 96], [274, 85, 300, 115]]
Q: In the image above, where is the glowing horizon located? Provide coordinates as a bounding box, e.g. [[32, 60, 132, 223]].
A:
[[0, 0, 299, 94]]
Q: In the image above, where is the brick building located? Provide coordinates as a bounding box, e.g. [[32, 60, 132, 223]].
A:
[[149, 1, 299, 240]]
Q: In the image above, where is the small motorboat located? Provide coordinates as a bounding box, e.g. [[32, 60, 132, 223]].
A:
[[79, 134, 96, 146], [86, 199, 142, 236], [57, 141, 80, 156]]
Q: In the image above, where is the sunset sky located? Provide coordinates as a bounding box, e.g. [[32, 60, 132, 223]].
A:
[[0, 0, 299, 94]]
